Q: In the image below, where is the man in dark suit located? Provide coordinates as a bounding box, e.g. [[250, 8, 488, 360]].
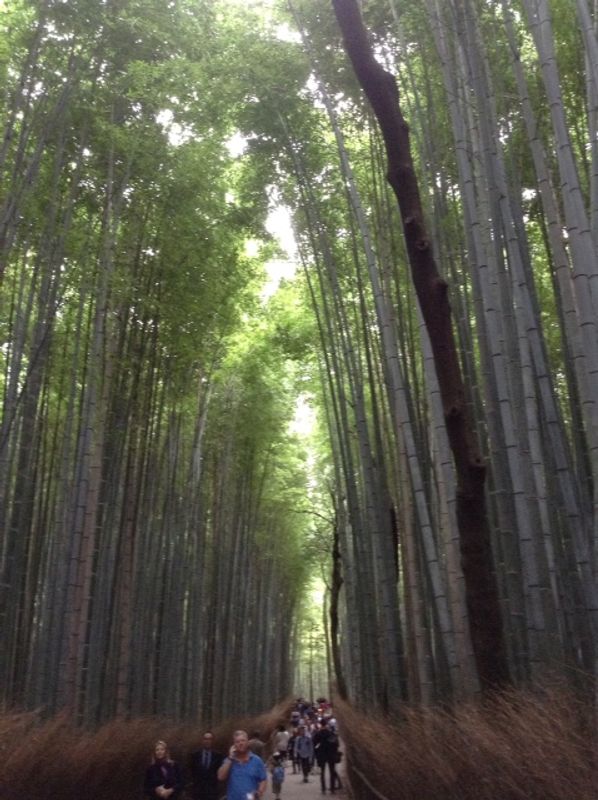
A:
[[189, 731, 225, 800]]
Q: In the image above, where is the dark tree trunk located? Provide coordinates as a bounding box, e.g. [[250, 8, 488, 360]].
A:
[[330, 507, 348, 700], [331, 0, 510, 691]]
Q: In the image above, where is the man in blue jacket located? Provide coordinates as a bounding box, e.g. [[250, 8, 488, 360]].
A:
[[294, 725, 314, 783]]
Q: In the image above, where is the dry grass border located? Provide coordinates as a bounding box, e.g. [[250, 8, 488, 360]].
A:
[[0, 699, 291, 799], [336, 687, 597, 800]]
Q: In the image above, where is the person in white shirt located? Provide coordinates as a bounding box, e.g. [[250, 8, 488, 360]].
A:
[[272, 725, 290, 762]]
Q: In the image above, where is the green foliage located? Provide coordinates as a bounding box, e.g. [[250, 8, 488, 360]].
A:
[[3, 0, 596, 719]]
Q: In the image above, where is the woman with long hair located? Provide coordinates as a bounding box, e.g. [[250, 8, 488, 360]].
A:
[[143, 740, 184, 799]]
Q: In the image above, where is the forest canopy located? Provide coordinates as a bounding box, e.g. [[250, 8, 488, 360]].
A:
[[1, 0, 598, 724]]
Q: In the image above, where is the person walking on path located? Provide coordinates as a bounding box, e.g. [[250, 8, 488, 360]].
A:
[[217, 730, 267, 800], [144, 740, 184, 799], [294, 725, 314, 784], [287, 732, 298, 773], [269, 751, 286, 800], [189, 731, 224, 800], [248, 730, 267, 762], [272, 725, 290, 762], [313, 719, 339, 794]]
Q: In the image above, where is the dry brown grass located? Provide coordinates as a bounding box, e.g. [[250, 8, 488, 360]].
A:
[[0, 699, 291, 799], [336, 687, 597, 800]]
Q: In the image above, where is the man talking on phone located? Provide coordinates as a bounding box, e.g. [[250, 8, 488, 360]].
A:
[[217, 730, 267, 800]]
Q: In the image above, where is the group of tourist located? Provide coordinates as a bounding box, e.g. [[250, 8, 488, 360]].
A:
[[143, 730, 266, 800], [143, 698, 341, 800], [286, 698, 341, 794]]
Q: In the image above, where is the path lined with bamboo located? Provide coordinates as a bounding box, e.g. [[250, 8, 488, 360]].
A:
[[264, 759, 347, 800]]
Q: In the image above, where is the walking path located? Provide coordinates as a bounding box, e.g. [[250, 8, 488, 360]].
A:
[[264, 760, 346, 800]]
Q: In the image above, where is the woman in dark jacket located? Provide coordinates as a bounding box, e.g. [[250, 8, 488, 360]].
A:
[[144, 740, 184, 799]]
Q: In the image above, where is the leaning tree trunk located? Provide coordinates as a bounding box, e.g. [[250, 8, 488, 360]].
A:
[[331, 0, 510, 691], [330, 505, 348, 699]]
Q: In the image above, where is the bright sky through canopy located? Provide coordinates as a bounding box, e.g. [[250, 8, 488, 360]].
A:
[[262, 200, 298, 300], [289, 392, 316, 437]]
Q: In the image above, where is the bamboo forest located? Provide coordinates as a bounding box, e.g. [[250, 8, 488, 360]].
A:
[[2, 0, 598, 798]]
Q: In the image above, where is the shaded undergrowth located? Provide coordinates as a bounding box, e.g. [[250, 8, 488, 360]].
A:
[[0, 699, 290, 799], [337, 686, 597, 800]]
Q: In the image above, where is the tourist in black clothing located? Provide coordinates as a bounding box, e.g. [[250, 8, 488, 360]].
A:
[[144, 740, 184, 799], [313, 719, 339, 793], [189, 731, 224, 800]]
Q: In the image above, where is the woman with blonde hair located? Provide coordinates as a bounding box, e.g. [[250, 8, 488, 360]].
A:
[[143, 740, 184, 799]]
